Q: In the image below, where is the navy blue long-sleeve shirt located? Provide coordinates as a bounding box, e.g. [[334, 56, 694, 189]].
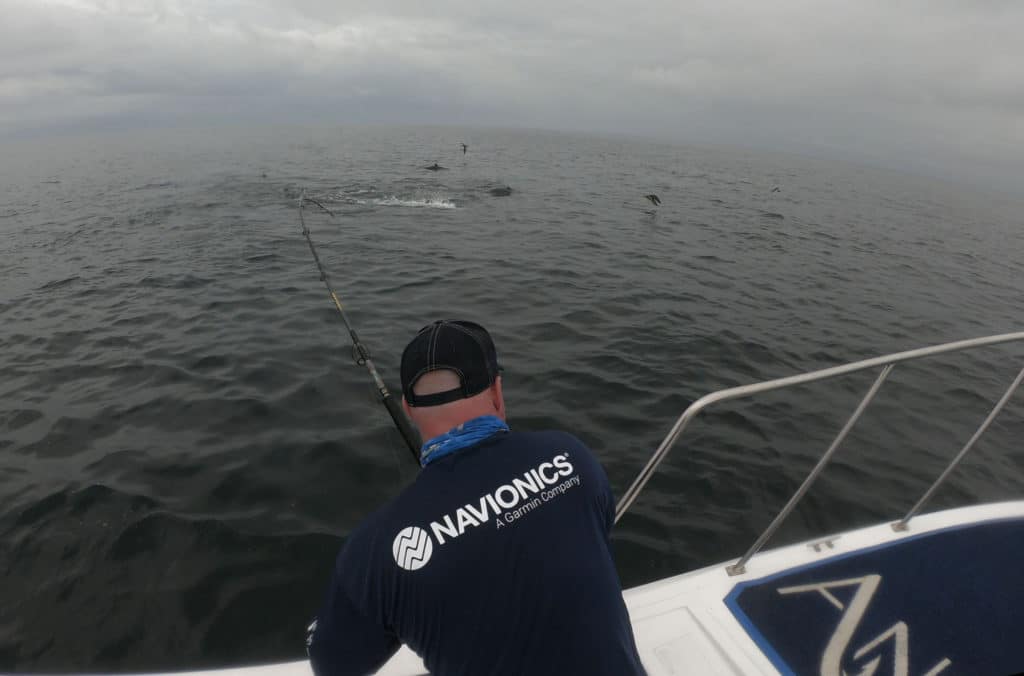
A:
[[308, 430, 645, 675]]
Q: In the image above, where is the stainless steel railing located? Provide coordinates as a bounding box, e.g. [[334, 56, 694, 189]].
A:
[[612, 332, 1024, 576]]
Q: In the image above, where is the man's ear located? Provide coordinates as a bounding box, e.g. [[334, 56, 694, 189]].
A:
[[491, 376, 506, 419]]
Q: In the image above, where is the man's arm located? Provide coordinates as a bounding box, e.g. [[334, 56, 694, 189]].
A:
[[307, 559, 400, 675], [560, 431, 617, 533]]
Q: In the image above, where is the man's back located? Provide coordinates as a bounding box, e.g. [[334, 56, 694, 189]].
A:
[[309, 430, 644, 675]]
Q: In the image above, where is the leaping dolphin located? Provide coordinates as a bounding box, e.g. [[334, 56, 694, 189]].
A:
[[645, 194, 661, 206], [460, 143, 468, 154]]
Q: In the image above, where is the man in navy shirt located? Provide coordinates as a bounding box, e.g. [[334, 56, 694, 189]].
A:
[[308, 320, 645, 675]]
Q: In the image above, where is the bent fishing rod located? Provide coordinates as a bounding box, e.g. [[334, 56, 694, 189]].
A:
[[297, 190, 422, 463]]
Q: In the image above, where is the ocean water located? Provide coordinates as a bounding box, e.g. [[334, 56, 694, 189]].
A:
[[1, 125, 1022, 671]]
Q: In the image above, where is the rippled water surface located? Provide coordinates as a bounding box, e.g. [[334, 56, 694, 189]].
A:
[[1, 126, 1022, 671]]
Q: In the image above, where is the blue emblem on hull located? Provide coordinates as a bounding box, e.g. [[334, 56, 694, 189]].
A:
[[725, 518, 1024, 675]]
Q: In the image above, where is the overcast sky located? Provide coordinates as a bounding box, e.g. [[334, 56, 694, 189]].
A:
[[3, 0, 1023, 191]]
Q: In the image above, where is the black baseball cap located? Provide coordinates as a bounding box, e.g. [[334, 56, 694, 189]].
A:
[[401, 320, 501, 407]]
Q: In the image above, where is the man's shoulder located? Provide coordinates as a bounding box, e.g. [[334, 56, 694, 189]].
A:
[[505, 429, 601, 464], [355, 429, 604, 528], [336, 505, 388, 558], [506, 428, 590, 451], [338, 488, 418, 558]]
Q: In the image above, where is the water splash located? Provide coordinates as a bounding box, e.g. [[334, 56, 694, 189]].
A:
[[326, 191, 457, 209], [375, 194, 456, 209]]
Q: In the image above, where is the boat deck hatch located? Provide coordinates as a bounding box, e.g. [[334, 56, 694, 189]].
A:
[[634, 607, 744, 675]]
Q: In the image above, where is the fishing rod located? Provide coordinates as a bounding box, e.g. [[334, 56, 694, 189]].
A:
[[297, 190, 422, 463]]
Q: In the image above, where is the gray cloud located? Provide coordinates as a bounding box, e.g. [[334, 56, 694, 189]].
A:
[[3, 0, 1023, 190]]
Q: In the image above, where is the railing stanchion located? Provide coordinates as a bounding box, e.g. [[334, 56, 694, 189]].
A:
[[893, 364, 1024, 532], [726, 364, 894, 576]]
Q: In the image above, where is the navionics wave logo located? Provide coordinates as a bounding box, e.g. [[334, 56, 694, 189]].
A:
[[391, 453, 579, 571], [392, 526, 433, 571]]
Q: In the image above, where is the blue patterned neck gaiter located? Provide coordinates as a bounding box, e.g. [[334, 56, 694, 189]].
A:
[[420, 415, 510, 467]]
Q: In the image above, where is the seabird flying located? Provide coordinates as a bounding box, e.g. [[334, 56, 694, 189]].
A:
[[645, 194, 662, 206]]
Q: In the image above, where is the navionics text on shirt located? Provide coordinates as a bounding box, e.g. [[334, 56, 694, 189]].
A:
[[391, 453, 581, 570]]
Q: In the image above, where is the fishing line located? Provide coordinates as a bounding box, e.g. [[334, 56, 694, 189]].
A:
[[298, 190, 422, 464]]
